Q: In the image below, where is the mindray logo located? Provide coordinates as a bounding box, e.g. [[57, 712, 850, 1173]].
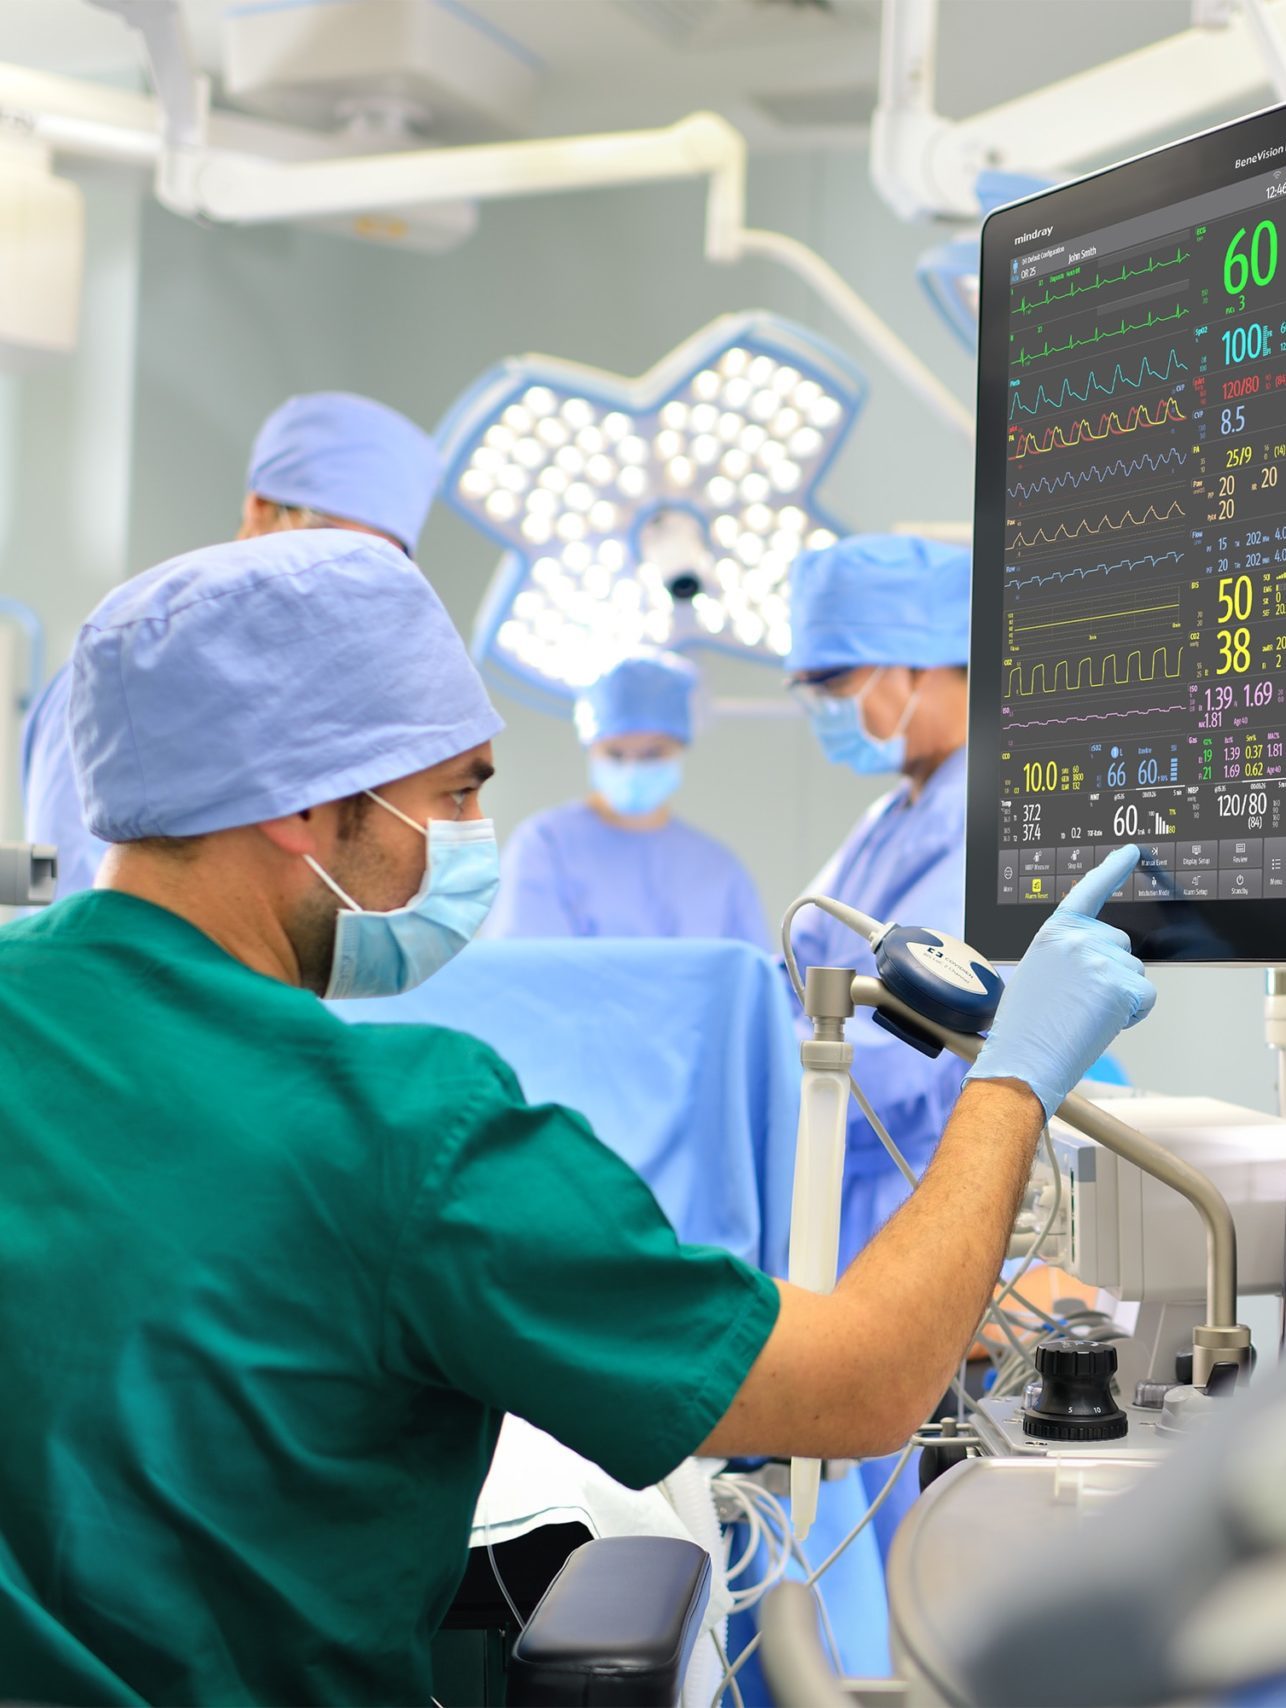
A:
[[1014, 227, 1053, 246]]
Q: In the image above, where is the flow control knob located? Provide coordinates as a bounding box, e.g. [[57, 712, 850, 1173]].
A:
[[1022, 1337, 1128, 1443]]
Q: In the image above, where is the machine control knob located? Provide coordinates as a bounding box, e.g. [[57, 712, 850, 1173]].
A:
[[1022, 1337, 1128, 1442]]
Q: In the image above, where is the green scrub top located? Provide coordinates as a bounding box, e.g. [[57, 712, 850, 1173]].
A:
[[0, 892, 779, 1705]]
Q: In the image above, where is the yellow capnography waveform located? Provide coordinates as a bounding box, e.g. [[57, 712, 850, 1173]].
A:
[[1009, 499, 1185, 551], [1007, 645, 1185, 697]]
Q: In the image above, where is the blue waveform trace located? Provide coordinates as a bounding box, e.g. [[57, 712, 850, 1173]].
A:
[[1007, 447, 1188, 503], [1005, 548, 1183, 593], [1008, 349, 1187, 421]]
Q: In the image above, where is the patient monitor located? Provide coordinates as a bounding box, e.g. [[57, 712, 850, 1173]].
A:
[[967, 101, 1286, 965]]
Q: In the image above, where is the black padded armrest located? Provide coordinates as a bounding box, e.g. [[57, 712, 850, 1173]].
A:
[[506, 1535, 712, 1707]]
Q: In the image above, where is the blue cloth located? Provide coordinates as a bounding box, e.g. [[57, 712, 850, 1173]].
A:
[[788, 745, 968, 1562], [574, 652, 697, 745], [69, 531, 502, 842], [21, 665, 105, 899], [331, 937, 888, 1682], [786, 534, 971, 674], [486, 801, 770, 948], [246, 391, 441, 555]]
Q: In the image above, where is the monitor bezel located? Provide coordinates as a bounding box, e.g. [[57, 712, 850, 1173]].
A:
[[966, 101, 1286, 964]]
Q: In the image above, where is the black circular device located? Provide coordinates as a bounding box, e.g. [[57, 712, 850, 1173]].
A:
[[1022, 1338, 1128, 1443], [666, 572, 701, 602]]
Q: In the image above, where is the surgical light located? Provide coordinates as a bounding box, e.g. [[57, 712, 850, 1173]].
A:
[[436, 311, 865, 709]]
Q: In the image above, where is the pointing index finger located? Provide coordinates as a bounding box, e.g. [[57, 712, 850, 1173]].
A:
[[1059, 844, 1140, 918]]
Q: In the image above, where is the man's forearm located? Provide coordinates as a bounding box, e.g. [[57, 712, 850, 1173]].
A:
[[828, 1078, 1044, 1449], [699, 1079, 1045, 1462]]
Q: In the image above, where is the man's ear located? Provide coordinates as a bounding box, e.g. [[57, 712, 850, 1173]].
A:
[[237, 493, 281, 540], [257, 808, 320, 857]]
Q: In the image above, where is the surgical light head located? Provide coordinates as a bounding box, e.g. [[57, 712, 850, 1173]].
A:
[[436, 312, 865, 710], [785, 532, 971, 676], [574, 651, 697, 748], [246, 391, 443, 556]]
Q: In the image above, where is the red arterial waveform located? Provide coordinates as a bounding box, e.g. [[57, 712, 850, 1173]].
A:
[[1008, 397, 1187, 460]]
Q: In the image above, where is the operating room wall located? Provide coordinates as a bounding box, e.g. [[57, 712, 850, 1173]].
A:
[[4, 142, 1277, 1112]]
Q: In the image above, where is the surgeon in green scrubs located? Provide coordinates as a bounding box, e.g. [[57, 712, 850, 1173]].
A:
[[0, 528, 1154, 1704]]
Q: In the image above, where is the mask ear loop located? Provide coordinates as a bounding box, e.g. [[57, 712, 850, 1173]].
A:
[[363, 788, 427, 834], [304, 855, 362, 913]]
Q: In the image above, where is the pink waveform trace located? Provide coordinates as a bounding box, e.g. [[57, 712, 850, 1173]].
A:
[[1004, 704, 1188, 730]]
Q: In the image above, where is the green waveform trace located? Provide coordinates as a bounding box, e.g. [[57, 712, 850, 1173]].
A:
[[1011, 247, 1191, 318], [1007, 645, 1185, 697], [1011, 303, 1188, 369]]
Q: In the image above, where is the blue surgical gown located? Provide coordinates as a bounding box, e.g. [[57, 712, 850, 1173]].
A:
[[21, 664, 106, 900], [487, 800, 771, 948], [789, 746, 968, 1560]]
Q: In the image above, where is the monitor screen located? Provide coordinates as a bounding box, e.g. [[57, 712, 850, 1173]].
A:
[[968, 104, 1286, 961]]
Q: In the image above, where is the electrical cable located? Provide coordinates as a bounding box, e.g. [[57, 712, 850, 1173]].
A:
[[483, 1521, 526, 1633]]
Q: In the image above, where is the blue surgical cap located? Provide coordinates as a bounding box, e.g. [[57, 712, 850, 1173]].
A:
[[786, 533, 972, 673], [70, 530, 503, 842], [574, 652, 698, 746], [246, 391, 442, 556]]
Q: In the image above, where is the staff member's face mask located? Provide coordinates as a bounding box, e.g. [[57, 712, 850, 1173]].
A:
[[797, 669, 920, 775], [305, 791, 500, 999]]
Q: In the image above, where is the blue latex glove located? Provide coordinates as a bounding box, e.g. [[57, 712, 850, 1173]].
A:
[[965, 844, 1156, 1122]]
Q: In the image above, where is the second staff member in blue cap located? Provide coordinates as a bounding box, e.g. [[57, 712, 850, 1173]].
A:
[[785, 531, 971, 1555], [22, 390, 441, 900], [486, 650, 770, 945]]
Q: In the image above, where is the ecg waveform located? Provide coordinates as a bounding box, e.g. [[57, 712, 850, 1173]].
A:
[[1009, 350, 1188, 421], [1010, 304, 1187, 369], [1008, 397, 1187, 459], [1004, 705, 1189, 729], [1006, 548, 1183, 592], [1007, 645, 1185, 698], [1010, 247, 1191, 317], [1008, 499, 1185, 551], [1007, 448, 1188, 501]]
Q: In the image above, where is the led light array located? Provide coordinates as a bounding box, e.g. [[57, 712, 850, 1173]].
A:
[[437, 312, 865, 707]]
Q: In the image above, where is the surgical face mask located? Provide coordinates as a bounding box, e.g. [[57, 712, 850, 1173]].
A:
[[305, 791, 499, 1000], [589, 755, 683, 817], [805, 670, 920, 775]]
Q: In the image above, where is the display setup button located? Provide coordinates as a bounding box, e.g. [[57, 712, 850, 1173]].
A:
[[1219, 868, 1263, 900], [1019, 847, 1056, 876], [1220, 837, 1263, 870], [1176, 840, 1216, 870], [1266, 838, 1286, 891], [1177, 870, 1217, 901]]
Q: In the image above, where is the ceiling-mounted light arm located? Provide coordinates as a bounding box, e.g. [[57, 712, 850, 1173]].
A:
[[149, 105, 969, 439], [158, 111, 743, 227], [729, 225, 973, 438], [84, 0, 207, 148], [873, 0, 1286, 221]]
